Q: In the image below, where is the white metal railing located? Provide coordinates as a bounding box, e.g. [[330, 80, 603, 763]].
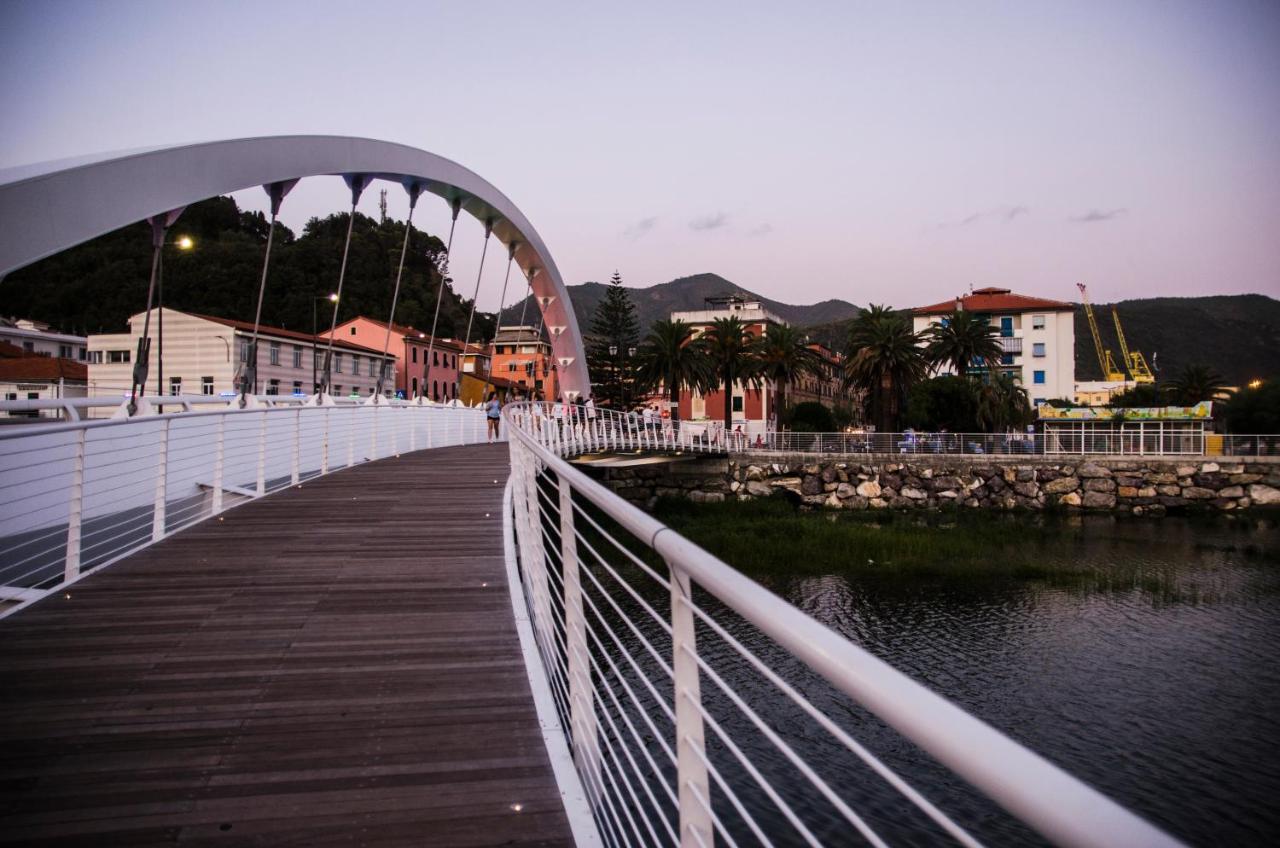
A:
[[502, 401, 1183, 848], [0, 395, 491, 612]]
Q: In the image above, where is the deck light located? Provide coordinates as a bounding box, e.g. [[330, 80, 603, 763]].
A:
[[176, 235, 194, 250]]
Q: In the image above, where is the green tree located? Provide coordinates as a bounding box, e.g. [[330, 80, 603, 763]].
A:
[[842, 305, 928, 432], [586, 271, 641, 407], [786, 401, 836, 432], [1220, 381, 1279, 433], [633, 319, 713, 424], [751, 323, 823, 420], [925, 310, 1003, 376], [1108, 382, 1164, 408], [701, 316, 758, 431], [1164, 364, 1227, 406], [905, 375, 981, 431], [975, 372, 1033, 432]]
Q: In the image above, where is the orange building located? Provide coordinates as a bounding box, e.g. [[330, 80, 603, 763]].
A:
[[489, 325, 558, 400]]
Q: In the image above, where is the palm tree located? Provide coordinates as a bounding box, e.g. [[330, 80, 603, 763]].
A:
[[633, 319, 714, 425], [1164, 364, 1226, 406], [976, 372, 1032, 432], [752, 323, 823, 421], [701, 316, 758, 431], [842, 305, 928, 432], [925, 310, 1004, 377]]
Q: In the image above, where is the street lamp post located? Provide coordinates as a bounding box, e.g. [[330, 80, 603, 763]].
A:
[[157, 235, 194, 408], [312, 293, 339, 391]]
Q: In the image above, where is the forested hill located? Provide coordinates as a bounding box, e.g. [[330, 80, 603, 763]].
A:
[[1074, 295, 1280, 384], [501, 273, 862, 331], [1, 196, 492, 342], [804, 294, 1280, 386]]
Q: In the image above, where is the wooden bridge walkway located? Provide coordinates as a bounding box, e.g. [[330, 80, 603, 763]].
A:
[[0, 443, 573, 847]]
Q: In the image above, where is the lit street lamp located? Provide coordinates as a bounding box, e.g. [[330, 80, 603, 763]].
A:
[[312, 293, 339, 391], [157, 234, 195, 405]]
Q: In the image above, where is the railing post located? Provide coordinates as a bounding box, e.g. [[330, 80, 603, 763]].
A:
[[670, 564, 712, 847], [291, 408, 301, 485], [321, 406, 330, 475], [409, 406, 417, 453], [347, 407, 356, 467], [153, 417, 170, 541], [256, 410, 267, 496], [64, 428, 85, 582], [559, 475, 601, 795], [213, 414, 225, 515], [371, 404, 380, 461]]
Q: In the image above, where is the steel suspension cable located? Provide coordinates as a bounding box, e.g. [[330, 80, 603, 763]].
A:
[[374, 182, 423, 399], [480, 241, 519, 402], [240, 180, 296, 406], [318, 175, 369, 397], [422, 197, 463, 400], [458, 218, 495, 403]]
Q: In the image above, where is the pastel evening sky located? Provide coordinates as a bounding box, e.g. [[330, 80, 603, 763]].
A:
[[1, 0, 1277, 312]]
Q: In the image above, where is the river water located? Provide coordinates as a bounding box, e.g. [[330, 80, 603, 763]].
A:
[[715, 514, 1280, 846]]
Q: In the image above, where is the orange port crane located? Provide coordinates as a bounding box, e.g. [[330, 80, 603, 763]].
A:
[[1076, 283, 1126, 381]]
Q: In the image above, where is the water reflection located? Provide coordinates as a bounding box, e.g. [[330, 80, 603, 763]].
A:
[[746, 515, 1280, 846]]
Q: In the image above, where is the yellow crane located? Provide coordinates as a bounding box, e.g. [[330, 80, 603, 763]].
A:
[[1076, 283, 1126, 381], [1111, 306, 1155, 383]]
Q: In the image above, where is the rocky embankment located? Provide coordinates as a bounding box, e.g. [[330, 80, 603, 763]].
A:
[[601, 457, 1280, 515]]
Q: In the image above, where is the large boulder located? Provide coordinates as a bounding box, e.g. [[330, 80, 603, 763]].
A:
[[1248, 484, 1280, 505], [1059, 491, 1082, 507], [1078, 462, 1112, 478], [1081, 491, 1117, 509], [855, 480, 882, 498], [1043, 476, 1080, 495], [1182, 487, 1216, 500], [900, 487, 928, 500], [770, 476, 803, 492], [801, 476, 823, 496], [1013, 481, 1039, 498], [1083, 478, 1117, 493], [835, 482, 857, 499], [746, 480, 773, 497], [688, 490, 725, 504]]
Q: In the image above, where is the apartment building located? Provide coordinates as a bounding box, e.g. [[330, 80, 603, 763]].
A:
[[0, 318, 88, 362], [911, 287, 1076, 404], [87, 309, 395, 399], [671, 295, 780, 428], [324, 316, 463, 401], [489, 325, 558, 400]]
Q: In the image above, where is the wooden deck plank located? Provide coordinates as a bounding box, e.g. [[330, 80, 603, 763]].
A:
[[0, 444, 574, 846]]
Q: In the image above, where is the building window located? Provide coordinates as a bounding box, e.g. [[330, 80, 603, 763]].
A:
[[1033, 342, 1046, 357], [22, 341, 34, 352], [412, 377, 418, 396], [334, 353, 343, 374], [1033, 370, 1046, 385], [88, 351, 103, 364], [1000, 353, 1014, 366], [169, 376, 181, 396], [267, 379, 280, 395], [432, 380, 438, 400], [293, 380, 303, 395], [78, 347, 86, 361], [1032, 314, 1046, 330], [59, 344, 72, 358], [107, 350, 130, 363], [350, 326, 357, 336], [412, 348, 418, 363], [269, 342, 281, 365], [202, 376, 214, 395], [1033, 398, 1046, 406], [369, 359, 376, 377], [240, 340, 250, 362], [351, 355, 360, 376], [732, 396, 743, 413], [433, 351, 439, 366], [292, 346, 302, 368], [4, 393, 15, 401]]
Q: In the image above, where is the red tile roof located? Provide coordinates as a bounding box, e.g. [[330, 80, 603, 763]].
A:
[[332, 316, 466, 352], [176, 312, 393, 357], [0, 357, 87, 382], [913, 287, 1074, 316]]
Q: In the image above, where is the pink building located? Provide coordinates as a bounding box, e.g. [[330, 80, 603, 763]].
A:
[[324, 316, 464, 401]]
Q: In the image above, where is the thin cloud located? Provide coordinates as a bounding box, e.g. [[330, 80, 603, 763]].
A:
[[747, 223, 773, 237], [623, 216, 658, 239], [938, 205, 1029, 228], [689, 212, 729, 232], [1070, 208, 1127, 223]]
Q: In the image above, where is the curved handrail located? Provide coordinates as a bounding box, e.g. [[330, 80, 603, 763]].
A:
[[501, 401, 1182, 847]]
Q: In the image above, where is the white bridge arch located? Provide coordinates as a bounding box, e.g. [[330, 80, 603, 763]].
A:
[[0, 135, 590, 396]]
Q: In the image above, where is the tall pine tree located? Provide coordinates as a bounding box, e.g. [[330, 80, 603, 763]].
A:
[[587, 271, 641, 408]]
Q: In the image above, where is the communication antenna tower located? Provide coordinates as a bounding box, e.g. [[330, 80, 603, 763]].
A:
[[379, 188, 388, 224]]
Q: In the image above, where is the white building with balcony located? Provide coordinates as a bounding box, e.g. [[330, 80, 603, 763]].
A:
[[0, 318, 88, 362], [911, 287, 1076, 404]]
